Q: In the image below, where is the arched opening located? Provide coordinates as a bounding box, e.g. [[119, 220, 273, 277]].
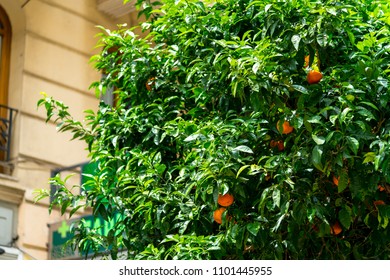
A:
[[0, 5, 11, 107], [0, 5, 13, 168]]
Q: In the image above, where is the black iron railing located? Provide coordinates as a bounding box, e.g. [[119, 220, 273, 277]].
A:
[[0, 104, 18, 163]]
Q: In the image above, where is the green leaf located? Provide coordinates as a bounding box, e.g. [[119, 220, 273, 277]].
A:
[[330, 115, 338, 125], [236, 165, 250, 178], [233, 145, 254, 154], [325, 7, 337, 16], [325, 131, 335, 143], [340, 107, 352, 123], [111, 135, 119, 148], [252, 62, 260, 74], [264, 4, 272, 12], [335, 198, 343, 207], [155, 163, 166, 175], [292, 84, 308, 94], [272, 213, 286, 232], [61, 199, 71, 215], [307, 115, 323, 124], [246, 222, 261, 236], [178, 220, 190, 235], [312, 134, 325, 145], [184, 133, 205, 142], [259, 187, 271, 215], [339, 208, 351, 229], [272, 188, 281, 208], [346, 29, 356, 45], [363, 152, 376, 164], [312, 145, 323, 171], [303, 119, 313, 133], [359, 101, 379, 111], [338, 169, 349, 193], [349, 171, 364, 199], [291, 34, 301, 51], [357, 107, 376, 121], [346, 136, 359, 155], [317, 33, 329, 47], [378, 206, 390, 229]]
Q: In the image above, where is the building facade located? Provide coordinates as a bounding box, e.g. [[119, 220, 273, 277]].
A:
[[0, 0, 137, 260]]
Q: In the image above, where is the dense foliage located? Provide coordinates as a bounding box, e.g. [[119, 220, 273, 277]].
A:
[[37, 0, 390, 259]]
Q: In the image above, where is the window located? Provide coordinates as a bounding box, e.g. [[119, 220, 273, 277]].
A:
[[0, 5, 11, 108], [0, 6, 16, 170], [0, 201, 14, 246], [50, 161, 97, 202]]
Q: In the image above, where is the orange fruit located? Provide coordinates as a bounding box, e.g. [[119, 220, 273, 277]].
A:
[[304, 55, 310, 68], [218, 193, 234, 207], [270, 140, 277, 148], [332, 176, 350, 187], [378, 185, 386, 192], [330, 221, 342, 235], [145, 77, 155, 91], [333, 176, 339, 186], [307, 70, 323, 84], [276, 141, 284, 151], [374, 200, 385, 207], [276, 120, 294, 134], [213, 207, 227, 224], [270, 140, 284, 151]]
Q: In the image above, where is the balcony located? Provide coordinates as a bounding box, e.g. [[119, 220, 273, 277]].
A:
[[97, 0, 136, 19]]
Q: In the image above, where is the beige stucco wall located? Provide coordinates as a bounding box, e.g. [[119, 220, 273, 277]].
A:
[[0, 0, 138, 260]]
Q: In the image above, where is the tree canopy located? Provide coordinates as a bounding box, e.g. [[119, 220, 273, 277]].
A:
[[37, 0, 390, 259]]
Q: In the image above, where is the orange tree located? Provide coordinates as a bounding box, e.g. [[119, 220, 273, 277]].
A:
[[37, 0, 390, 259]]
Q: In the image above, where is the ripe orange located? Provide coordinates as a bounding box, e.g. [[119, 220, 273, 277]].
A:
[[378, 185, 386, 192], [276, 141, 284, 151], [270, 140, 284, 151], [330, 221, 342, 235], [213, 207, 227, 224], [333, 176, 339, 186], [218, 193, 234, 207], [276, 120, 294, 134], [145, 77, 155, 91], [307, 70, 323, 84], [374, 200, 385, 207]]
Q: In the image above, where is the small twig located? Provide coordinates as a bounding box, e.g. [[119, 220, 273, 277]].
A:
[[316, 237, 326, 259]]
